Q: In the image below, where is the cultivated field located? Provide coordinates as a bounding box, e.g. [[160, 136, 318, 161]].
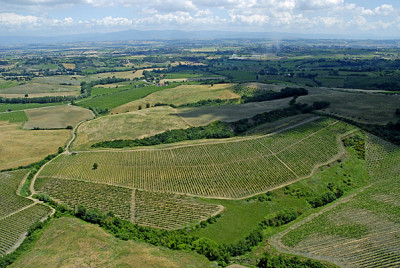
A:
[[38, 118, 355, 199], [0, 170, 32, 219], [276, 135, 400, 268], [0, 170, 52, 255], [73, 106, 189, 150], [0, 204, 51, 255], [89, 68, 162, 80], [9, 217, 215, 268], [23, 105, 94, 130], [299, 88, 400, 124], [0, 82, 79, 95], [177, 97, 291, 126], [111, 83, 239, 114], [34, 177, 222, 230], [0, 122, 70, 170]]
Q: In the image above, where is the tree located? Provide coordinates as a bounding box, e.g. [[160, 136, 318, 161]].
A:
[[93, 163, 98, 170]]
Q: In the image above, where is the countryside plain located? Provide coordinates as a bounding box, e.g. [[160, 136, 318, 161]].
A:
[[0, 39, 399, 268]]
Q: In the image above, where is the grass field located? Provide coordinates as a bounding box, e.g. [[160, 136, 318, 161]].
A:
[[0, 92, 79, 98], [88, 68, 162, 80], [10, 217, 215, 268], [0, 111, 28, 123], [76, 84, 174, 112], [73, 106, 189, 150], [23, 105, 94, 130], [177, 97, 291, 126], [0, 122, 70, 170], [0, 103, 63, 113], [277, 135, 400, 268], [61, 63, 76, 69], [39, 118, 354, 199], [112, 83, 239, 114], [299, 88, 400, 124], [0, 82, 80, 94]]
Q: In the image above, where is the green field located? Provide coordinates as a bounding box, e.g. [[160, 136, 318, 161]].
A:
[[76, 84, 176, 112], [73, 106, 190, 150], [0, 103, 63, 113], [112, 83, 239, 114], [0, 111, 28, 123], [10, 217, 215, 268]]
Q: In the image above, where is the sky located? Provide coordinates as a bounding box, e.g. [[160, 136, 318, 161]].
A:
[[0, 0, 399, 38]]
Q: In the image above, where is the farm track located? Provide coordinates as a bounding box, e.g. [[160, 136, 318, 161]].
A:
[[269, 184, 373, 268]]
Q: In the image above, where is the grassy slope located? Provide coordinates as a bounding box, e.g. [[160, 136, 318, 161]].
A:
[[111, 83, 239, 114], [23, 105, 94, 130], [73, 106, 189, 150], [191, 148, 369, 244], [0, 122, 70, 170], [10, 217, 216, 268]]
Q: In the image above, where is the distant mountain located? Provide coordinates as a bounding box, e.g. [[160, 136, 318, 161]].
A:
[[0, 30, 356, 46]]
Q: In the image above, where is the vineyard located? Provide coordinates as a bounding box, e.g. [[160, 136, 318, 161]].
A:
[[134, 190, 222, 230], [279, 134, 400, 268], [34, 177, 132, 221], [38, 118, 354, 199], [0, 204, 51, 255], [33, 177, 221, 229], [0, 170, 32, 219]]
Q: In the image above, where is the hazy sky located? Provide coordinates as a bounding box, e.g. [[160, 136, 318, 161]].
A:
[[0, 0, 399, 37]]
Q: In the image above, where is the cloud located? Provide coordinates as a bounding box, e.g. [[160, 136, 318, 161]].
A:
[[298, 0, 344, 10], [0, 12, 39, 26]]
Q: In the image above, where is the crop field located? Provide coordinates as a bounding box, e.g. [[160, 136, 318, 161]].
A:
[[34, 177, 221, 229], [0, 111, 28, 123], [9, 217, 215, 268], [278, 135, 400, 268], [299, 88, 400, 125], [134, 190, 222, 230], [73, 106, 189, 150], [0, 122, 70, 170], [76, 84, 172, 112], [33, 75, 95, 86], [0, 103, 62, 113], [0, 204, 52, 255], [23, 105, 94, 129], [111, 83, 239, 114], [61, 63, 76, 69], [0, 82, 79, 94], [88, 68, 162, 80], [38, 118, 354, 199], [35, 177, 132, 220], [0, 170, 32, 219], [177, 97, 291, 126]]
